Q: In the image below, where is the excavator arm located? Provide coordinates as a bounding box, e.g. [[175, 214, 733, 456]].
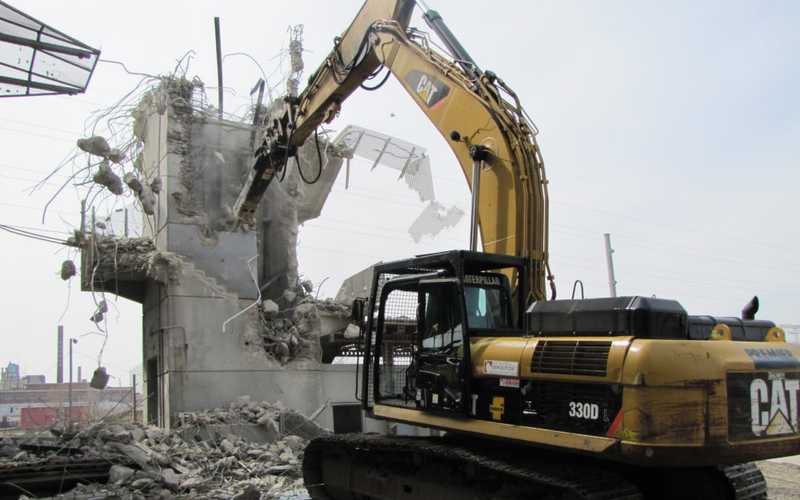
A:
[[234, 0, 551, 300]]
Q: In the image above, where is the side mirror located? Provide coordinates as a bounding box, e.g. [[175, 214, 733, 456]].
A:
[[351, 298, 366, 326]]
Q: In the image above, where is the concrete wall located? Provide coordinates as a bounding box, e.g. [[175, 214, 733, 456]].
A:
[[133, 81, 356, 429]]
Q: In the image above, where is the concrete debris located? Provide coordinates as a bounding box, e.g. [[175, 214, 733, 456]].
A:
[[1, 399, 323, 499], [408, 200, 465, 243], [87, 236, 182, 284], [125, 172, 157, 215], [90, 299, 108, 323], [259, 284, 349, 365], [77, 136, 124, 163], [60, 259, 77, 280], [343, 323, 361, 339], [262, 300, 280, 315], [92, 160, 124, 195], [150, 176, 162, 194], [123, 172, 144, 194]]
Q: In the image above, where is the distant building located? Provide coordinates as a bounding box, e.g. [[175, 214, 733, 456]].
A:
[[0, 363, 20, 390], [0, 382, 139, 429], [22, 375, 46, 386]]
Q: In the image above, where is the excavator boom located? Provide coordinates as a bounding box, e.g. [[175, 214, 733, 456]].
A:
[[234, 0, 550, 301]]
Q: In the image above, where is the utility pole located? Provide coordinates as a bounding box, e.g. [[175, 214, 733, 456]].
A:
[[132, 374, 137, 423], [604, 233, 618, 297], [67, 338, 77, 426], [56, 326, 64, 384]]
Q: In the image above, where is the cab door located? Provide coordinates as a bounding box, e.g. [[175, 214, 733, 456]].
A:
[[409, 279, 468, 415]]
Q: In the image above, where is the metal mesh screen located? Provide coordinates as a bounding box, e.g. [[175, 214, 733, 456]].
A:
[[377, 288, 417, 404]]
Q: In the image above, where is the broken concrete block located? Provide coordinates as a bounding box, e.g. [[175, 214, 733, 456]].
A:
[[60, 259, 77, 280], [160, 468, 180, 490], [344, 323, 361, 339], [108, 464, 135, 484], [77, 136, 112, 157], [124, 172, 144, 195], [282, 435, 305, 452], [90, 299, 108, 323], [150, 176, 162, 194], [262, 300, 279, 315], [109, 442, 152, 470], [232, 484, 260, 500], [283, 289, 297, 303], [220, 438, 236, 454], [280, 410, 328, 440], [138, 185, 156, 215], [131, 477, 155, 490], [93, 160, 124, 195]]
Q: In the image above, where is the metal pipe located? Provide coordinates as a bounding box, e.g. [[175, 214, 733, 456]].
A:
[[214, 17, 223, 120], [56, 325, 64, 384], [469, 158, 482, 251], [132, 374, 137, 423], [67, 338, 75, 426], [604, 233, 617, 297]]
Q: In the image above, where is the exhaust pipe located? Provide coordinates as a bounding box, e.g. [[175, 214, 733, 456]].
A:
[[741, 296, 759, 320]]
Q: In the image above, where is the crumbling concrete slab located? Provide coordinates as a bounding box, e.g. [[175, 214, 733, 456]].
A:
[[178, 422, 279, 444]]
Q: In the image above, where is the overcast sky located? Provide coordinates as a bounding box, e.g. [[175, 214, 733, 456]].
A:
[[1, 0, 798, 383]]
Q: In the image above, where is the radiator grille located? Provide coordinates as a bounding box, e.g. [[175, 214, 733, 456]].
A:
[[531, 340, 611, 376]]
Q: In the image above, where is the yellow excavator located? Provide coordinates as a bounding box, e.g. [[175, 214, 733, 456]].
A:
[[235, 1, 800, 498]]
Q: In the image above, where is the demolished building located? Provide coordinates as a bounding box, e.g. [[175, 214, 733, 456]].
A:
[[75, 78, 379, 433], [67, 67, 464, 434]]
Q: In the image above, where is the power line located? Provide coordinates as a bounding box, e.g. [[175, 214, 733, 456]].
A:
[[0, 115, 82, 137], [0, 223, 68, 245], [0, 126, 77, 144]]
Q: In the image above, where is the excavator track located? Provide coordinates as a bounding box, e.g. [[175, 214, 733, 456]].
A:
[[304, 434, 642, 500], [303, 434, 768, 500], [720, 463, 767, 500]]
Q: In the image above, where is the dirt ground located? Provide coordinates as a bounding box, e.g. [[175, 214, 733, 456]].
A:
[[759, 456, 800, 499]]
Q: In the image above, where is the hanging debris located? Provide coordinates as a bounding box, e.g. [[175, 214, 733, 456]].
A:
[[92, 160, 124, 195], [77, 136, 124, 163], [287, 25, 304, 98], [90, 299, 108, 323], [60, 259, 77, 280], [150, 176, 162, 194], [124, 172, 156, 215], [89, 366, 110, 389]]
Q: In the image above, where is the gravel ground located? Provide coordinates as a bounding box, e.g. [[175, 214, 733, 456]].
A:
[[760, 457, 800, 499]]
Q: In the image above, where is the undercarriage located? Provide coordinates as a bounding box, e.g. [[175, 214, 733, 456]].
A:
[[303, 434, 767, 500]]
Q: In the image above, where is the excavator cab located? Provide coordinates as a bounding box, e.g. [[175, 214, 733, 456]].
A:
[[361, 250, 528, 418]]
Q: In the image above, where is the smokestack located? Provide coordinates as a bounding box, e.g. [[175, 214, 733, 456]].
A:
[[77, 366, 82, 384], [57, 325, 64, 384]]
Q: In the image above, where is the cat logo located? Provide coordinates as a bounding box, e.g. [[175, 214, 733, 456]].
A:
[[404, 70, 450, 109], [750, 375, 800, 436], [489, 396, 505, 421]]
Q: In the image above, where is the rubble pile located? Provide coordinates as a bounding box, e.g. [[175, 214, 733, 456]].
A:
[[259, 282, 350, 364], [0, 397, 322, 499]]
